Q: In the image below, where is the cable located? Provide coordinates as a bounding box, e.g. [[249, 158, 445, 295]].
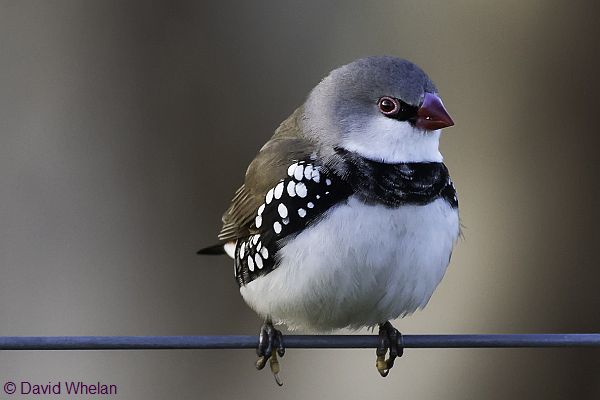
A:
[[0, 334, 598, 350]]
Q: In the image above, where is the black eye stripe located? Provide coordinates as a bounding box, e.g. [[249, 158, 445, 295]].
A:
[[377, 96, 419, 122]]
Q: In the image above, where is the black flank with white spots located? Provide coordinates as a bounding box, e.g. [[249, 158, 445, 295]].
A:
[[234, 160, 353, 287]]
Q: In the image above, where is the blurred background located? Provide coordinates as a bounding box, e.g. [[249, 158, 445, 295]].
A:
[[1, 1, 599, 398]]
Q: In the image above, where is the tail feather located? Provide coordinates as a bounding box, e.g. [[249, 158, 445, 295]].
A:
[[196, 243, 226, 255]]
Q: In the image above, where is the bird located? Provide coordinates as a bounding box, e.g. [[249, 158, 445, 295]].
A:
[[198, 56, 459, 384]]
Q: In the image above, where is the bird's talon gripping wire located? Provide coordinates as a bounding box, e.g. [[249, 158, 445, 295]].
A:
[[256, 320, 285, 385], [376, 321, 403, 377], [269, 353, 283, 386]]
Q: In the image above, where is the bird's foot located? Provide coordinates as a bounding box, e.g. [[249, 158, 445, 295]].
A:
[[376, 321, 403, 377], [255, 320, 285, 386]]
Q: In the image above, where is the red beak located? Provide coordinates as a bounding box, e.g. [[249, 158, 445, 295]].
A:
[[415, 93, 454, 131]]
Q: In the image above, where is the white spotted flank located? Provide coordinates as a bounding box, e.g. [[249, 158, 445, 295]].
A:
[[274, 182, 284, 199], [255, 254, 263, 269], [278, 203, 288, 218], [261, 247, 269, 259], [295, 182, 307, 198], [311, 169, 320, 183], [303, 165, 313, 180], [294, 165, 304, 181], [287, 181, 296, 197], [265, 188, 274, 204], [287, 163, 298, 177]]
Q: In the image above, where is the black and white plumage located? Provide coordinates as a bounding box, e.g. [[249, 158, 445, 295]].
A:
[[199, 56, 460, 332], [233, 158, 353, 287]]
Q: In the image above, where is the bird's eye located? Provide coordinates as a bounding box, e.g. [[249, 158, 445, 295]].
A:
[[378, 97, 399, 115]]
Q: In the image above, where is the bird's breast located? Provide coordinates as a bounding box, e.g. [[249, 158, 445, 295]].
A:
[[240, 195, 460, 331]]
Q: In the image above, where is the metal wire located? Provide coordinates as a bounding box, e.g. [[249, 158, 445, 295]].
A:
[[0, 334, 599, 350]]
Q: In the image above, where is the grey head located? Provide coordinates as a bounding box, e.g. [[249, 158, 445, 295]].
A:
[[302, 56, 453, 164]]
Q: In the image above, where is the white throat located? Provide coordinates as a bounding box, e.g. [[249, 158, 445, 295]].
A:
[[340, 117, 443, 163]]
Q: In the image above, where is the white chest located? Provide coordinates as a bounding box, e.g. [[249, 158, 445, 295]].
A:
[[240, 196, 460, 331]]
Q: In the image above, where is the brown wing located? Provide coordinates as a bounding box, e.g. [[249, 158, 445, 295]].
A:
[[218, 107, 316, 241]]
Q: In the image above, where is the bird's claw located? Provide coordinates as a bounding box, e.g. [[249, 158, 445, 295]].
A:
[[256, 320, 285, 386], [376, 321, 403, 377]]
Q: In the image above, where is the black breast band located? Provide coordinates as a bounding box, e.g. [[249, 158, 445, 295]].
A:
[[335, 148, 458, 209]]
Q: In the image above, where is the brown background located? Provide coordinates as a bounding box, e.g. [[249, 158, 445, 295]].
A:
[[1, 1, 599, 399]]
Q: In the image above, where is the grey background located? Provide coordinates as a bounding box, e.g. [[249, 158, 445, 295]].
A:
[[1, 1, 599, 399]]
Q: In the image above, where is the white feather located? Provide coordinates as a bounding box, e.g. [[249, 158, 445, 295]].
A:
[[240, 196, 459, 331], [224, 241, 236, 258], [341, 117, 443, 163]]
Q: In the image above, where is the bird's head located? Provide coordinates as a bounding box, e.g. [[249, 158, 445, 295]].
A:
[[303, 56, 454, 163]]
